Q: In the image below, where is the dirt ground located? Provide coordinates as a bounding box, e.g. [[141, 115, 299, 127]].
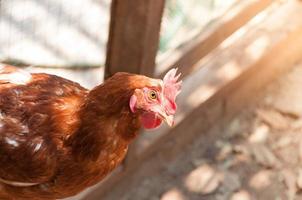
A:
[[102, 63, 302, 200]]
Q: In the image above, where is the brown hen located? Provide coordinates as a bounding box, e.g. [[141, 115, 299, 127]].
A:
[[0, 64, 181, 200]]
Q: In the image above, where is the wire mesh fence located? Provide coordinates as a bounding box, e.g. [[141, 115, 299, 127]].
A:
[[0, 0, 110, 67]]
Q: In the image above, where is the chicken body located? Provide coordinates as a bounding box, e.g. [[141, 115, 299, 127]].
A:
[[0, 65, 145, 199]]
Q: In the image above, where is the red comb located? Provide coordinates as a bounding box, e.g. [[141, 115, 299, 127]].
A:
[[163, 68, 182, 114]]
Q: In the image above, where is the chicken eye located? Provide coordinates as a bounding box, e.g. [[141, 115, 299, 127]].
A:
[[148, 90, 157, 100]]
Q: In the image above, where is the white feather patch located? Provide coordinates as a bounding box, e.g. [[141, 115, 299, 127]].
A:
[[0, 70, 32, 85], [0, 177, 39, 187]]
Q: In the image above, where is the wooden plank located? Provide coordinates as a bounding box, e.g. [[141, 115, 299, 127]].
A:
[[224, 27, 302, 117], [84, 26, 302, 200], [104, 0, 165, 170], [105, 0, 165, 78], [158, 0, 274, 78]]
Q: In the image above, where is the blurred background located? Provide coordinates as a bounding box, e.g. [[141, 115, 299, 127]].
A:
[[2, 0, 302, 199]]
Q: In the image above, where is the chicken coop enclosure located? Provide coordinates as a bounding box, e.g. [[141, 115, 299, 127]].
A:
[[2, 0, 302, 199]]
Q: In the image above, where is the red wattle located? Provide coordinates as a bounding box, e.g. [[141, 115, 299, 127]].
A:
[[140, 112, 162, 129]]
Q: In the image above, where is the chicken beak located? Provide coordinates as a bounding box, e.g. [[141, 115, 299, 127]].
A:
[[164, 114, 174, 127], [158, 110, 174, 127]]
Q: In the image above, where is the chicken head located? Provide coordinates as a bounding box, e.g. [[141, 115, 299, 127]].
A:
[[129, 68, 182, 129]]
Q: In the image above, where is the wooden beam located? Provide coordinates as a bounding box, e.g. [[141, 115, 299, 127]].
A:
[[104, 0, 165, 171], [85, 26, 302, 200], [158, 0, 274, 78], [105, 0, 165, 78]]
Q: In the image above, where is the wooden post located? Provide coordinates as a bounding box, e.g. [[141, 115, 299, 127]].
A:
[[105, 0, 165, 78], [104, 0, 165, 168]]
